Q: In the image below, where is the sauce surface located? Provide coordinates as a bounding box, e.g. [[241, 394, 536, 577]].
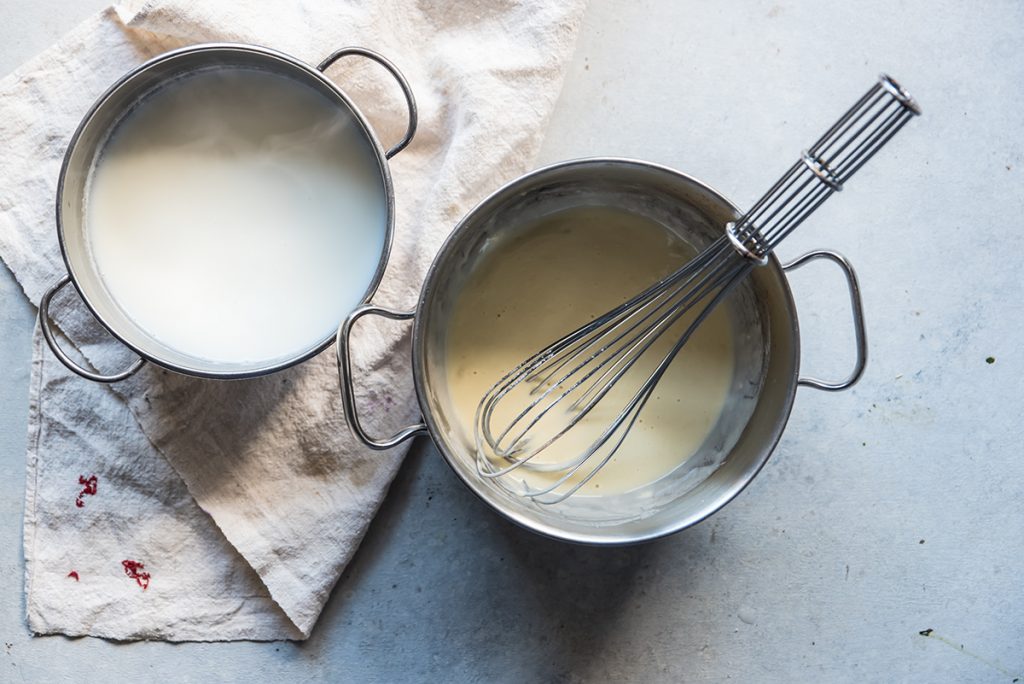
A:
[[86, 67, 386, 365], [444, 207, 735, 497]]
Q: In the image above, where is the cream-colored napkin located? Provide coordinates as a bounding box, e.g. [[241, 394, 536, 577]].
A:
[[0, 0, 585, 640]]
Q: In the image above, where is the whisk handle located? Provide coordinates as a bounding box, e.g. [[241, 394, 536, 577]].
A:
[[729, 74, 920, 261], [784, 250, 867, 391], [336, 305, 428, 450]]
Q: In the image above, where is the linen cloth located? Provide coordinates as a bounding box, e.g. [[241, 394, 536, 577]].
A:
[[0, 0, 584, 640]]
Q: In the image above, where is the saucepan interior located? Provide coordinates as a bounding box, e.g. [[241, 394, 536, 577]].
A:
[[413, 159, 800, 544]]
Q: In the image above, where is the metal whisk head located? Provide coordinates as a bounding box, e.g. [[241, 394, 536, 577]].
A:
[[475, 75, 920, 503]]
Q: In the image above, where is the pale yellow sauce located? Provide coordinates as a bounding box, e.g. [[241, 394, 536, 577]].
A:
[[444, 207, 735, 497]]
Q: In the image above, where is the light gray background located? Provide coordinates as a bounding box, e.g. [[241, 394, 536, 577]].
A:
[[2, 1, 1022, 682]]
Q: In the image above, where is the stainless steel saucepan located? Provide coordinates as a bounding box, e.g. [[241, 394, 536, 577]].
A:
[[41, 43, 416, 381], [339, 158, 866, 545]]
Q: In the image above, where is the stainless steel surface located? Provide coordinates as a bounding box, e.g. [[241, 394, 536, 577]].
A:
[[337, 304, 428, 449], [43, 42, 415, 380], [316, 47, 418, 159], [343, 158, 825, 544], [38, 274, 146, 382], [784, 250, 868, 391], [477, 76, 918, 502]]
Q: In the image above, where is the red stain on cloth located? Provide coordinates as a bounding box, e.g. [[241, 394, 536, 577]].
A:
[[121, 560, 150, 590], [67, 571, 79, 581], [75, 475, 98, 508]]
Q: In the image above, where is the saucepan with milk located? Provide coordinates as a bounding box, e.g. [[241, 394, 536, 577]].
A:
[[339, 159, 867, 545], [41, 43, 416, 380]]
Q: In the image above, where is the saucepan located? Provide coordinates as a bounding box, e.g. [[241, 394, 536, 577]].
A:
[[339, 158, 866, 545], [40, 43, 416, 381]]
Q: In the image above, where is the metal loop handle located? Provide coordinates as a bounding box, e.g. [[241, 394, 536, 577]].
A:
[[784, 250, 867, 392], [317, 47, 418, 159], [336, 304, 427, 450], [39, 275, 146, 383]]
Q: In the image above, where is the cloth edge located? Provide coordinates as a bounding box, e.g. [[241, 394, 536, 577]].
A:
[[23, 321, 45, 636]]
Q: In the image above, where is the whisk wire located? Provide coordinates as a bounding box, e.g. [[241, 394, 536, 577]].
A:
[[482, 239, 738, 465], [479, 264, 753, 503], [475, 73, 919, 502], [480, 239, 729, 453]]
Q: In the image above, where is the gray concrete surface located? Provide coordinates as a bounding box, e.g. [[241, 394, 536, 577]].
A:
[[3, 1, 1023, 682]]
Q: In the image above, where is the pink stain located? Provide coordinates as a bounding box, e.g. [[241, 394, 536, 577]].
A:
[[121, 560, 150, 591], [75, 475, 98, 508]]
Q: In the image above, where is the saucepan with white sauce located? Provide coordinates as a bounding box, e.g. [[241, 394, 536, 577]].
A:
[[41, 43, 416, 381], [339, 158, 865, 544]]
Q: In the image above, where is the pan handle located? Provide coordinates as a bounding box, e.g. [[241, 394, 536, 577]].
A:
[[317, 47, 418, 159], [337, 304, 427, 450], [39, 275, 146, 383], [783, 250, 867, 392]]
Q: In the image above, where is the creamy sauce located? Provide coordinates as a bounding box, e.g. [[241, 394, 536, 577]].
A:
[[86, 67, 386, 365], [444, 207, 735, 497]]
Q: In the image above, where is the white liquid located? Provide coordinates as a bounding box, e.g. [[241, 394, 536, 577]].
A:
[[444, 208, 735, 497], [86, 67, 386, 366]]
